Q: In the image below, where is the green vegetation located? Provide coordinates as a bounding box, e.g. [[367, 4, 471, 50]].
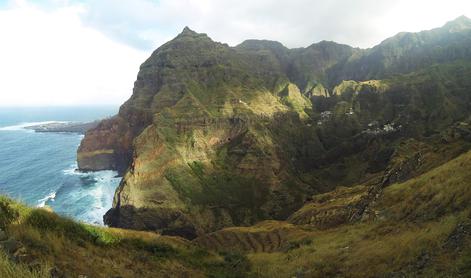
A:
[[0, 198, 19, 229], [279, 83, 312, 118], [166, 161, 270, 226], [0, 196, 252, 277], [246, 150, 471, 277], [65, 16, 471, 277]]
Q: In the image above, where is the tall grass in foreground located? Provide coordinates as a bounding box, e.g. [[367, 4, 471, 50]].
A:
[[0, 251, 49, 278]]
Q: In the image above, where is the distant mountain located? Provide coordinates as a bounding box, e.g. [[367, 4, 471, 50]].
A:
[[76, 16, 471, 246], [328, 15, 471, 84]]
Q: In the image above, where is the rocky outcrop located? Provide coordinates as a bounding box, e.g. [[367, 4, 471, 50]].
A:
[[77, 116, 134, 174], [288, 185, 372, 228]]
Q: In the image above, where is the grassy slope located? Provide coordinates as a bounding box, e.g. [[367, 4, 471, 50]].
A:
[[245, 149, 471, 277], [0, 198, 251, 278], [7, 147, 471, 277]]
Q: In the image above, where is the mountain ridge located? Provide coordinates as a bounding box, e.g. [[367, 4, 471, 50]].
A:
[[77, 16, 471, 240]]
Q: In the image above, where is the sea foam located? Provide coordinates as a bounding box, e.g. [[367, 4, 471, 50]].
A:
[[37, 191, 57, 208], [58, 163, 121, 225]]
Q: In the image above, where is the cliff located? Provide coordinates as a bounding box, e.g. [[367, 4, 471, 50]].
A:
[[77, 17, 471, 239]]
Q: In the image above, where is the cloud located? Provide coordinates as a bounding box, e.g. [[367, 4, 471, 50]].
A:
[[0, 1, 148, 106], [0, 0, 470, 106], [75, 0, 471, 50]]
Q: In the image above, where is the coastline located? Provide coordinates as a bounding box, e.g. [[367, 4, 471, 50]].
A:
[[24, 121, 100, 134]]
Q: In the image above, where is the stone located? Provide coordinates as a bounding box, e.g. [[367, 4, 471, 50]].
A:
[[50, 267, 64, 278]]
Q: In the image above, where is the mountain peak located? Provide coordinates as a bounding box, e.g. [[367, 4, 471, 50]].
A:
[[180, 26, 198, 36], [443, 15, 471, 32], [454, 15, 471, 22]]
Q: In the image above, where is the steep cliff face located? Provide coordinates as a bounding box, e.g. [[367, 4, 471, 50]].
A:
[[78, 17, 471, 238], [99, 31, 318, 237], [77, 116, 133, 174]]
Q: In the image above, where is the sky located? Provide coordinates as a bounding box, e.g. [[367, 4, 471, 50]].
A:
[[0, 0, 470, 106]]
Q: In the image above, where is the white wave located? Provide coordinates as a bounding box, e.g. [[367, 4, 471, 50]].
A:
[[60, 164, 121, 225], [0, 121, 66, 131], [62, 163, 85, 176], [62, 165, 118, 179], [63, 163, 118, 179], [37, 191, 57, 208], [78, 171, 120, 225]]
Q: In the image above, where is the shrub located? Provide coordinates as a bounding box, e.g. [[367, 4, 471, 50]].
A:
[[25, 209, 59, 231], [25, 209, 95, 244], [281, 238, 313, 251], [0, 199, 19, 229], [121, 238, 176, 257], [84, 226, 119, 246], [207, 252, 251, 278]]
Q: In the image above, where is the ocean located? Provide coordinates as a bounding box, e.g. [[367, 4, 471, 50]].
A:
[[0, 106, 121, 225]]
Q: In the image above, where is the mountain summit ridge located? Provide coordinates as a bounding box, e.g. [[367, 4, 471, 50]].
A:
[[443, 15, 471, 31]]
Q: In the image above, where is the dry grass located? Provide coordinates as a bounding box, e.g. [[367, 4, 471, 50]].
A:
[[0, 197, 250, 278], [0, 251, 50, 278], [247, 150, 471, 277], [249, 216, 461, 277]]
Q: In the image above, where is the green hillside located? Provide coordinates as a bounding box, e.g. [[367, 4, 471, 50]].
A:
[[0, 196, 252, 277]]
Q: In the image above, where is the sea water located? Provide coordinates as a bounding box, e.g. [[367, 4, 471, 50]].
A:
[[0, 106, 120, 225]]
